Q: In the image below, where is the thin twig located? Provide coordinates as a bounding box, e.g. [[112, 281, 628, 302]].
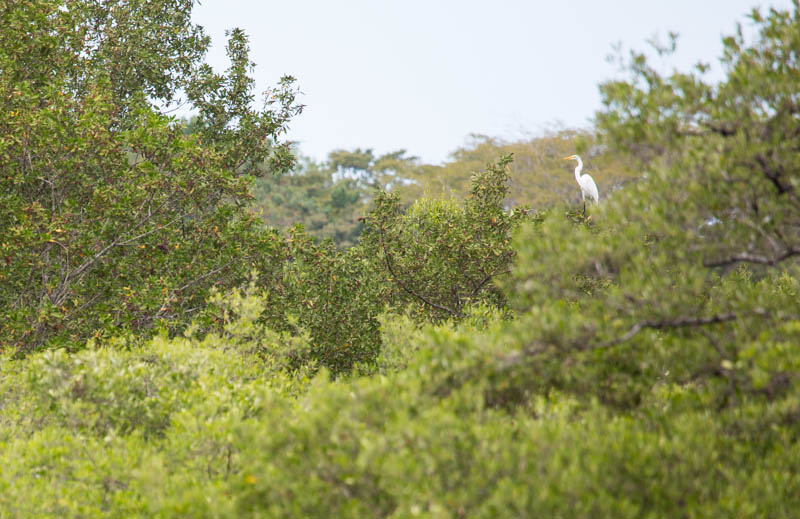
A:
[[468, 268, 510, 300]]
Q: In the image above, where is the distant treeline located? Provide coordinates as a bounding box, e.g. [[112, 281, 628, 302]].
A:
[[245, 130, 638, 247]]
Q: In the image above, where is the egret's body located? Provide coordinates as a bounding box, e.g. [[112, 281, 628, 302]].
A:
[[563, 155, 598, 215]]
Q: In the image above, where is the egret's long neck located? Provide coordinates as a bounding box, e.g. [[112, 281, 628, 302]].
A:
[[573, 157, 583, 182]]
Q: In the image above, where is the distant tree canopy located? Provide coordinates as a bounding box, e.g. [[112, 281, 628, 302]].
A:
[[248, 132, 637, 248], [412, 131, 638, 208], [249, 150, 426, 248]]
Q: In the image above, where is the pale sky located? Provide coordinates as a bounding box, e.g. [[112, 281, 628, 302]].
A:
[[191, 0, 792, 164]]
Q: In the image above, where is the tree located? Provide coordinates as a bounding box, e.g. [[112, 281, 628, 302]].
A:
[[250, 157, 367, 249], [496, 1, 800, 409], [361, 155, 531, 321], [0, 0, 300, 352], [327, 148, 419, 192], [597, 5, 800, 270], [277, 229, 383, 374], [3, 4, 800, 517], [249, 149, 426, 249], [185, 29, 301, 176]]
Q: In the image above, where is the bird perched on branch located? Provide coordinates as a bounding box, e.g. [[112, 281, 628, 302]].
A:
[[563, 154, 599, 215]]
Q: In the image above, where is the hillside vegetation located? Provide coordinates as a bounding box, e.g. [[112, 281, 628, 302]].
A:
[[2, 0, 800, 517]]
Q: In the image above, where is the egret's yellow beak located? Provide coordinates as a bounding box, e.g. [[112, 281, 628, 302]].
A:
[[562, 156, 572, 161]]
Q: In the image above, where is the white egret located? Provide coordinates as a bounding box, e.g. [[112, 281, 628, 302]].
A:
[[563, 154, 599, 215]]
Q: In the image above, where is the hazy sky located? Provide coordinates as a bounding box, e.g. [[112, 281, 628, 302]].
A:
[[191, 0, 792, 164]]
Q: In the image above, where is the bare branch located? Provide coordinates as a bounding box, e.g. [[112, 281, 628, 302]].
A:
[[611, 311, 740, 345], [173, 258, 240, 295], [468, 268, 510, 300], [755, 154, 794, 195], [117, 211, 191, 246], [148, 256, 244, 324], [50, 199, 176, 306], [703, 247, 800, 268], [607, 308, 800, 347], [676, 120, 738, 138], [494, 309, 799, 374]]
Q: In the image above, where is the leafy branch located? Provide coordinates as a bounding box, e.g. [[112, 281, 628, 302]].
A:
[[377, 225, 461, 318]]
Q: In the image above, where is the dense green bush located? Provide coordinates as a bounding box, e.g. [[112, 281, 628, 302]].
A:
[[361, 155, 531, 322], [198, 234, 385, 376], [2, 294, 800, 518]]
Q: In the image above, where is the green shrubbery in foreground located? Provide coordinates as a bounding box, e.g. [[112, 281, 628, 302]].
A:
[[2, 276, 799, 518]]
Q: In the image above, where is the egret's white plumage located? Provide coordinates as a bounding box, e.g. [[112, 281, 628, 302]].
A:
[[563, 154, 598, 214]]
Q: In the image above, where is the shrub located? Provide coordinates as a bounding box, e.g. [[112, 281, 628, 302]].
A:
[[361, 155, 531, 322]]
